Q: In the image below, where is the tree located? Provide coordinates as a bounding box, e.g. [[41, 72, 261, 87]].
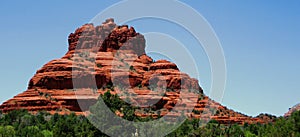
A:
[[0, 126, 16, 137], [244, 131, 257, 137], [20, 114, 34, 126], [25, 126, 41, 137], [228, 124, 244, 137], [41, 130, 53, 137]]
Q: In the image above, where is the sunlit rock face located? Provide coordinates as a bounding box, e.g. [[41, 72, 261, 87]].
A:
[[0, 19, 270, 124]]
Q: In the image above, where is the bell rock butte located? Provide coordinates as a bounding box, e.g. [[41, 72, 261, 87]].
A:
[[0, 18, 272, 125]]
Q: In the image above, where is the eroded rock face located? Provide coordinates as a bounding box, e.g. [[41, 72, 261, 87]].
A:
[[68, 18, 145, 55], [0, 19, 270, 124]]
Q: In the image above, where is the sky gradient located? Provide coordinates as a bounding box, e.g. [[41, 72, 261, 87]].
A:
[[0, 0, 299, 116]]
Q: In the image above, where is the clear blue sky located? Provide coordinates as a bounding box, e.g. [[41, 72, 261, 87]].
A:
[[0, 0, 299, 116]]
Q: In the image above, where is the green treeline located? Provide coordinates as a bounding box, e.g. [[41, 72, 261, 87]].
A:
[[0, 92, 299, 137], [0, 110, 105, 137], [166, 111, 300, 137]]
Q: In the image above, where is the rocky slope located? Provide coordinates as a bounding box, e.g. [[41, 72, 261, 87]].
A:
[[0, 19, 270, 124], [284, 103, 300, 117]]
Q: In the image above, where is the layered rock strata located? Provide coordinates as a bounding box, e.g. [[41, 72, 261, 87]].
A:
[[0, 19, 270, 124]]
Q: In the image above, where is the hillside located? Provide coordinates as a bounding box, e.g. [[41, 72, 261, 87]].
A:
[[0, 18, 271, 125]]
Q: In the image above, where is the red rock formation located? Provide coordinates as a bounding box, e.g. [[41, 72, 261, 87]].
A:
[[0, 18, 270, 124], [284, 103, 300, 117]]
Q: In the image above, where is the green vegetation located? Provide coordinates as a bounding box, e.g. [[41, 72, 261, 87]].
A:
[[36, 89, 58, 102], [129, 65, 136, 72], [1, 93, 300, 136], [89, 91, 152, 122], [137, 84, 142, 89], [166, 87, 175, 92], [165, 113, 300, 137], [78, 51, 90, 58], [96, 64, 103, 68], [0, 110, 105, 137]]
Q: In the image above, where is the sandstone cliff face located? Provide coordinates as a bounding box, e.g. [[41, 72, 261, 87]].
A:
[[0, 19, 269, 124]]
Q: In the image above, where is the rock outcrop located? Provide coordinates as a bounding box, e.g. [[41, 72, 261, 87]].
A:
[[0, 19, 270, 124], [284, 103, 300, 117]]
